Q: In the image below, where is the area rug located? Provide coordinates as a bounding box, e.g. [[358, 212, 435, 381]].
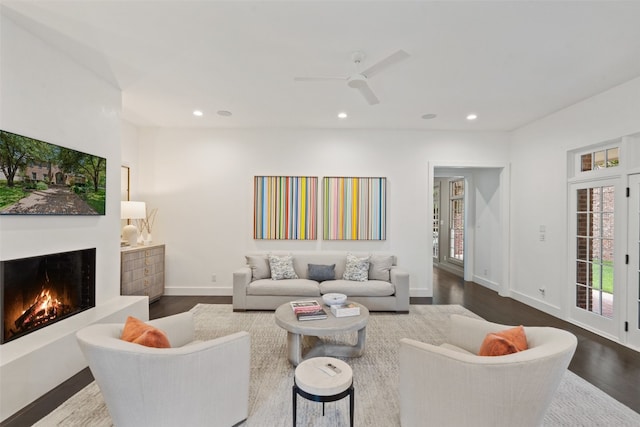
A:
[[34, 304, 640, 426]]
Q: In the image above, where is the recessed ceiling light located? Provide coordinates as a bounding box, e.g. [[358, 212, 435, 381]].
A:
[[337, 112, 348, 119], [217, 110, 232, 117], [193, 110, 203, 117], [421, 113, 437, 120], [466, 113, 478, 121]]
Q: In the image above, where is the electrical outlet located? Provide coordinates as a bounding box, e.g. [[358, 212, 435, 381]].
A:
[[211, 274, 216, 282]]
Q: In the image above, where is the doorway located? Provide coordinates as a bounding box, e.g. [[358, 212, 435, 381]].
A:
[[430, 164, 509, 298]]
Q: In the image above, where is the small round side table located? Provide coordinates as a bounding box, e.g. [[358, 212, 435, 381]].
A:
[[292, 356, 354, 427]]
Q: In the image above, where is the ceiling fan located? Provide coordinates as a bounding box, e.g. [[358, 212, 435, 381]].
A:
[[294, 50, 410, 105]]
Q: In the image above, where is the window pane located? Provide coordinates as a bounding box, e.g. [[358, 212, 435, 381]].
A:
[[576, 261, 589, 286], [606, 147, 619, 167], [581, 154, 592, 172], [577, 213, 591, 236], [577, 188, 589, 211], [594, 150, 606, 169], [577, 237, 589, 261], [602, 213, 614, 238]]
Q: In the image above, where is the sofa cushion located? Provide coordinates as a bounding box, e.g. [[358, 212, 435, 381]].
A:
[[269, 254, 299, 280], [342, 253, 370, 281], [246, 254, 270, 280], [320, 279, 394, 297], [247, 278, 320, 296], [307, 264, 336, 282], [369, 254, 393, 281]]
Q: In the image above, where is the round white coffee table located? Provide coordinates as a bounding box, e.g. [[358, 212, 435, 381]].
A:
[[275, 301, 369, 366]]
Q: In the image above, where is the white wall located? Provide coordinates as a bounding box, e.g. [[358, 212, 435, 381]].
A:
[[134, 128, 510, 297], [0, 13, 122, 305], [510, 76, 640, 317], [0, 13, 146, 421]]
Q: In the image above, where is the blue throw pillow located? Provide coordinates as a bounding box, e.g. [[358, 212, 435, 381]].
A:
[[307, 264, 336, 282]]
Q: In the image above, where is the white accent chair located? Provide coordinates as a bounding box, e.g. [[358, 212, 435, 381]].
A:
[[399, 314, 577, 427], [76, 312, 250, 427]]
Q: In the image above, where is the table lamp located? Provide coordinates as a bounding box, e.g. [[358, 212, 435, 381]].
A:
[[121, 201, 146, 246]]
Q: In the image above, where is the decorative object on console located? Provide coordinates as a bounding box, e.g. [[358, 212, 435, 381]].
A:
[[120, 201, 146, 246], [322, 293, 347, 306], [323, 177, 386, 240], [0, 129, 107, 216], [254, 176, 318, 240], [136, 207, 158, 245]]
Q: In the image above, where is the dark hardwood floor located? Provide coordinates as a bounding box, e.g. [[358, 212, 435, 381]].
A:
[[2, 270, 638, 426]]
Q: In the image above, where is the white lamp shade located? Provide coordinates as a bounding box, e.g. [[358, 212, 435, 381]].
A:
[[121, 201, 146, 220]]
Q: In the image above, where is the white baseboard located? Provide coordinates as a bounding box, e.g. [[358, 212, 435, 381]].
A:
[[472, 275, 501, 293], [509, 290, 562, 317], [410, 288, 432, 297], [164, 286, 231, 296]]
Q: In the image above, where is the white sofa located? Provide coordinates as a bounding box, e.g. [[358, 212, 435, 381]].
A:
[[76, 312, 250, 427], [233, 251, 410, 312], [399, 314, 578, 427]]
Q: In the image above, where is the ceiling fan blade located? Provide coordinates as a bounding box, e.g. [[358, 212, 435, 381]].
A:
[[356, 82, 380, 105], [360, 49, 410, 78], [294, 76, 347, 82]]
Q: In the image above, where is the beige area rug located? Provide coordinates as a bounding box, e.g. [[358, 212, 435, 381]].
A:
[[35, 304, 640, 426]]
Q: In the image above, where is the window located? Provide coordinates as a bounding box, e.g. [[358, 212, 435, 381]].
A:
[[575, 185, 614, 318], [581, 147, 619, 172], [449, 179, 464, 262]]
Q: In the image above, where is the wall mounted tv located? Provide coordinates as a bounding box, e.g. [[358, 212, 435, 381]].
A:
[[0, 129, 106, 215]]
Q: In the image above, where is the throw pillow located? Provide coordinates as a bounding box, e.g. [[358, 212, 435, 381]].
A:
[[369, 254, 393, 281], [308, 264, 336, 282], [121, 316, 171, 348], [478, 325, 528, 356], [268, 254, 299, 280], [342, 253, 370, 282], [246, 255, 270, 280]]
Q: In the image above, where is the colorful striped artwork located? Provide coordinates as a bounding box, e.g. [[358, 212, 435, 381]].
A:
[[323, 177, 386, 240], [253, 176, 317, 240]]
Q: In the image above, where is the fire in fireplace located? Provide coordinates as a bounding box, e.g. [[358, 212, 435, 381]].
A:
[[1, 248, 96, 344]]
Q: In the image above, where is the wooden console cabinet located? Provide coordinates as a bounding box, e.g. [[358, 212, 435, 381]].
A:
[[120, 243, 165, 302]]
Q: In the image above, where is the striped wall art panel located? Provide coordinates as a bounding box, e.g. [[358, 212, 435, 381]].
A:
[[253, 176, 318, 240], [323, 177, 386, 240]]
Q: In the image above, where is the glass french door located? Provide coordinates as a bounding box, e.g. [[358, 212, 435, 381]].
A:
[[570, 179, 621, 337], [628, 174, 640, 349]]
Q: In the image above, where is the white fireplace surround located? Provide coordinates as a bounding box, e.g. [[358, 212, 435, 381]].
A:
[[0, 295, 148, 422]]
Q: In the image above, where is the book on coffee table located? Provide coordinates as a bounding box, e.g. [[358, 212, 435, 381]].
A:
[[296, 308, 328, 321], [330, 302, 360, 318], [290, 300, 322, 314]]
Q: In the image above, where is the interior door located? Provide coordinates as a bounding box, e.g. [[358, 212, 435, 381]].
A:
[[627, 174, 640, 349]]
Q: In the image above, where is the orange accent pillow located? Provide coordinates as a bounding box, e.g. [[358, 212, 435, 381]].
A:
[[478, 325, 528, 356], [120, 316, 171, 348]]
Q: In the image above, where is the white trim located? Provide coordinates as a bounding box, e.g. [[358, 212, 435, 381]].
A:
[[164, 286, 231, 296]]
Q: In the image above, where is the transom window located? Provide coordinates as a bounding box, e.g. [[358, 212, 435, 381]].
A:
[[581, 147, 619, 172]]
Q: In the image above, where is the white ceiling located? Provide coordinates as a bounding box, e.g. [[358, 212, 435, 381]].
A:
[[3, 1, 640, 131]]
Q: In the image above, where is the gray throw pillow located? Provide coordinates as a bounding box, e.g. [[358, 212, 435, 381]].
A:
[[246, 255, 270, 280], [268, 254, 299, 280], [307, 264, 336, 282], [369, 254, 393, 281], [342, 253, 370, 282]]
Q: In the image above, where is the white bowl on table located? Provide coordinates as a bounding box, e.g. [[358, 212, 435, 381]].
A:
[[322, 293, 347, 306]]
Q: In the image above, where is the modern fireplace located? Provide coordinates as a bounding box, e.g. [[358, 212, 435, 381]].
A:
[[1, 248, 96, 344]]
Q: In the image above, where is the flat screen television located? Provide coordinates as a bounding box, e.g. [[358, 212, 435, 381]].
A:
[[0, 129, 106, 215]]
